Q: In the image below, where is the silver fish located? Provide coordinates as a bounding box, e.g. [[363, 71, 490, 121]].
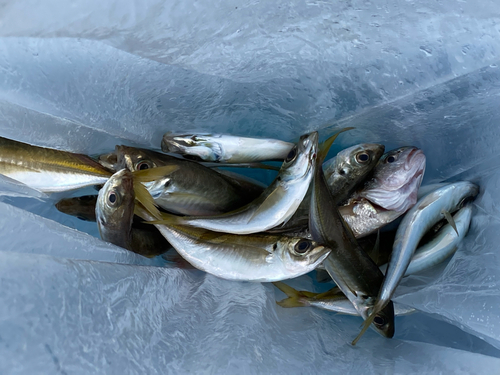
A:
[[380, 204, 473, 275], [355, 181, 479, 343], [0, 136, 112, 193], [153, 132, 318, 235], [161, 133, 294, 163], [138, 207, 330, 282]]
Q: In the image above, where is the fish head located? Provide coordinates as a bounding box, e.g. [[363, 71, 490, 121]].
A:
[[279, 132, 318, 182], [327, 143, 385, 191], [96, 169, 135, 249], [278, 237, 331, 273], [113, 145, 161, 172], [55, 195, 97, 221], [368, 301, 395, 338], [361, 146, 426, 212], [161, 133, 220, 162]]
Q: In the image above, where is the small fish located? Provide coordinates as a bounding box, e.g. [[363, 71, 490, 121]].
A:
[[150, 132, 319, 235], [308, 130, 395, 340], [379, 204, 473, 275], [56, 195, 98, 221], [138, 207, 331, 282], [354, 181, 479, 344], [0, 136, 112, 192], [323, 143, 385, 202], [96, 166, 177, 257], [273, 282, 415, 316], [161, 133, 294, 163], [106, 146, 265, 216], [340, 146, 427, 238]]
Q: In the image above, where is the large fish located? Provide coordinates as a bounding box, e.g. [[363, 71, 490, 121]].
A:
[[138, 207, 330, 282], [161, 133, 294, 163], [309, 130, 395, 340], [0, 136, 112, 193], [103, 146, 265, 216], [354, 181, 479, 344], [340, 146, 426, 238], [96, 166, 177, 257], [151, 132, 319, 235]]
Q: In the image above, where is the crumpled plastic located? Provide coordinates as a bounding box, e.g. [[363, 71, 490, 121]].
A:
[[1, 1, 500, 373]]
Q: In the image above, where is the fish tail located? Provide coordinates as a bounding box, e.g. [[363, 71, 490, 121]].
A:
[[273, 282, 312, 308], [314, 286, 342, 299], [144, 211, 184, 226], [318, 127, 355, 164]]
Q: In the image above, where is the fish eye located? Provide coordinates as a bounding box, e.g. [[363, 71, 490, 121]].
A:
[[285, 146, 298, 163], [356, 152, 370, 163], [386, 155, 396, 163], [374, 315, 386, 326], [108, 191, 119, 206], [294, 240, 312, 254], [136, 161, 153, 171]]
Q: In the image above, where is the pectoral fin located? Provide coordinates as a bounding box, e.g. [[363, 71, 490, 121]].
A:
[[442, 210, 459, 236]]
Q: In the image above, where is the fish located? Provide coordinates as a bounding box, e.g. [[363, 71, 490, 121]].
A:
[[56, 195, 98, 221], [137, 207, 330, 282], [96, 166, 177, 257], [323, 143, 386, 201], [354, 146, 426, 212], [339, 146, 426, 238], [150, 132, 319, 235], [354, 181, 479, 344], [379, 204, 473, 275], [273, 282, 415, 316], [0, 136, 112, 193], [267, 142, 385, 233], [105, 145, 265, 216], [308, 130, 395, 340], [161, 132, 294, 163]]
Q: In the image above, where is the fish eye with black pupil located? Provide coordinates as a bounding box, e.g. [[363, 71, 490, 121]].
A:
[[374, 316, 386, 326], [356, 152, 370, 163], [295, 240, 311, 254], [386, 155, 396, 163], [108, 191, 117, 205], [285, 146, 297, 163], [137, 161, 150, 170]]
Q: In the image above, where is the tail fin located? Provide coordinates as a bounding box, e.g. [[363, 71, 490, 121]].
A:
[[273, 282, 316, 308]]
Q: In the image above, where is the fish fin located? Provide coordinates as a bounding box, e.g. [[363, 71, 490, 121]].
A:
[[247, 186, 285, 223], [132, 165, 179, 183], [352, 311, 376, 345], [318, 127, 355, 164], [133, 180, 162, 221], [314, 287, 343, 299], [145, 211, 184, 225], [442, 210, 459, 236], [273, 282, 310, 308]]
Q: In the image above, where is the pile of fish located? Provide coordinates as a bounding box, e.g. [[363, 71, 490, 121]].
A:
[[0, 129, 479, 344]]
